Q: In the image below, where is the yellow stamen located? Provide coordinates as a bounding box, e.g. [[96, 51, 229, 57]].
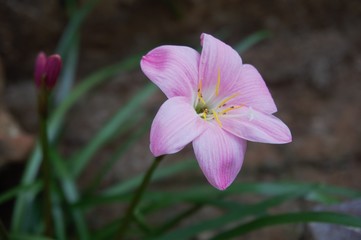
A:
[[212, 110, 222, 127], [215, 69, 221, 96], [217, 93, 239, 108], [197, 79, 206, 105], [202, 111, 207, 120], [220, 105, 243, 115]]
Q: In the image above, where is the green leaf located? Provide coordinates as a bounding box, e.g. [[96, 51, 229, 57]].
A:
[[52, 191, 66, 240], [49, 148, 90, 240], [74, 159, 197, 209], [211, 211, 361, 240], [69, 83, 157, 177], [234, 30, 271, 53], [0, 182, 42, 205], [140, 181, 361, 215], [102, 159, 197, 197], [9, 234, 55, 240], [150, 193, 302, 240], [86, 118, 151, 194], [56, 0, 100, 56], [54, 36, 79, 105], [91, 218, 122, 240]]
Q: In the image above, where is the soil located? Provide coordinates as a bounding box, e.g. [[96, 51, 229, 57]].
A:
[[1, 0, 361, 239]]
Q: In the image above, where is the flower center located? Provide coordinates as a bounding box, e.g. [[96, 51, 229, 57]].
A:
[[195, 71, 243, 127]]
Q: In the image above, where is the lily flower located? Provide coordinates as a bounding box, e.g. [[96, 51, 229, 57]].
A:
[[141, 33, 292, 190]]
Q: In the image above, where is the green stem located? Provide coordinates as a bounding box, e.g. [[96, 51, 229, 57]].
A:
[[115, 155, 164, 239], [38, 90, 53, 237], [0, 219, 9, 240]]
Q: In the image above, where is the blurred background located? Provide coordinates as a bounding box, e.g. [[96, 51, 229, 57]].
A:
[[1, 0, 361, 239]]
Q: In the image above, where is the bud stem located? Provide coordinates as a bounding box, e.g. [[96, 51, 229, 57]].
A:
[[114, 155, 165, 239], [37, 87, 53, 237]]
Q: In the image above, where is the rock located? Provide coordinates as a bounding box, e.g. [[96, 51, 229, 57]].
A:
[[0, 57, 34, 166], [0, 109, 35, 167]]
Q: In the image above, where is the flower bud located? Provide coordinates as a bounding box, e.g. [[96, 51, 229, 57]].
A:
[[34, 52, 62, 90]]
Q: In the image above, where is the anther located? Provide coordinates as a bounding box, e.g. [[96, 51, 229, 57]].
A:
[[212, 110, 222, 127]]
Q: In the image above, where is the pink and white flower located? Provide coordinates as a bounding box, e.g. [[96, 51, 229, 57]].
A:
[[141, 33, 292, 190]]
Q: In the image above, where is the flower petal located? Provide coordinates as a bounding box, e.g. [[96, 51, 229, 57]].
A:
[[230, 64, 277, 114], [34, 52, 47, 88], [141, 46, 199, 101], [150, 96, 207, 156], [199, 33, 243, 102], [221, 107, 292, 144], [192, 123, 247, 190]]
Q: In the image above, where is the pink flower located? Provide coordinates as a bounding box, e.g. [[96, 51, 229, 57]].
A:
[[141, 33, 292, 190], [34, 52, 62, 90]]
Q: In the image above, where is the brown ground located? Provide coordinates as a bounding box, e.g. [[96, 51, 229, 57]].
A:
[[1, 0, 361, 239]]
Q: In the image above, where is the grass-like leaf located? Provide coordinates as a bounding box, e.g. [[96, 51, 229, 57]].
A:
[[8, 235, 55, 240], [234, 30, 271, 53], [140, 181, 361, 215], [150, 193, 302, 240], [211, 211, 361, 240], [69, 83, 156, 177], [49, 148, 89, 240], [74, 159, 197, 209], [85, 118, 151, 194]]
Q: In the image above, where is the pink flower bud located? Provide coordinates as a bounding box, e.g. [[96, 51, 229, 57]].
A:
[[44, 54, 62, 89], [34, 52, 47, 88], [34, 52, 62, 90]]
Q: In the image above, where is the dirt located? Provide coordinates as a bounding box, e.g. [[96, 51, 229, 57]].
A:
[[1, 0, 361, 239]]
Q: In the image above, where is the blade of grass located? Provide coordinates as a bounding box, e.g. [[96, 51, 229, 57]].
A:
[[49, 148, 89, 240], [0, 181, 42, 205], [101, 159, 197, 197], [211, 211, 361, 240], [152, 204, 203, 235], [85, 117, 151, 194], [140, 182, 361, 215], [52, 190, 66, 240], [150, 192, 303, 240], [74, 159, 197, 210], [77, 178, 361, 211], [234, 30, 271, 53], [56, 0, 100, 56], [8, 235, 54, 240], [51, 54, 144, 140], [69, 83, 157, 177], [91, 218, 122, 240], [54, 36, 79, 105]]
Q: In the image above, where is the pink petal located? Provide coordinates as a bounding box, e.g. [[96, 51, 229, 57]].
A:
[[192, 123, 247, 190], [45, 54, 62, 89], [230, 64, 277, 114], [222, 107, 292, 144], [150, 96, 207, 157], [141, 46, 199, 101], [34, 52, 47, 88], [199, 33, 243, 101]]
